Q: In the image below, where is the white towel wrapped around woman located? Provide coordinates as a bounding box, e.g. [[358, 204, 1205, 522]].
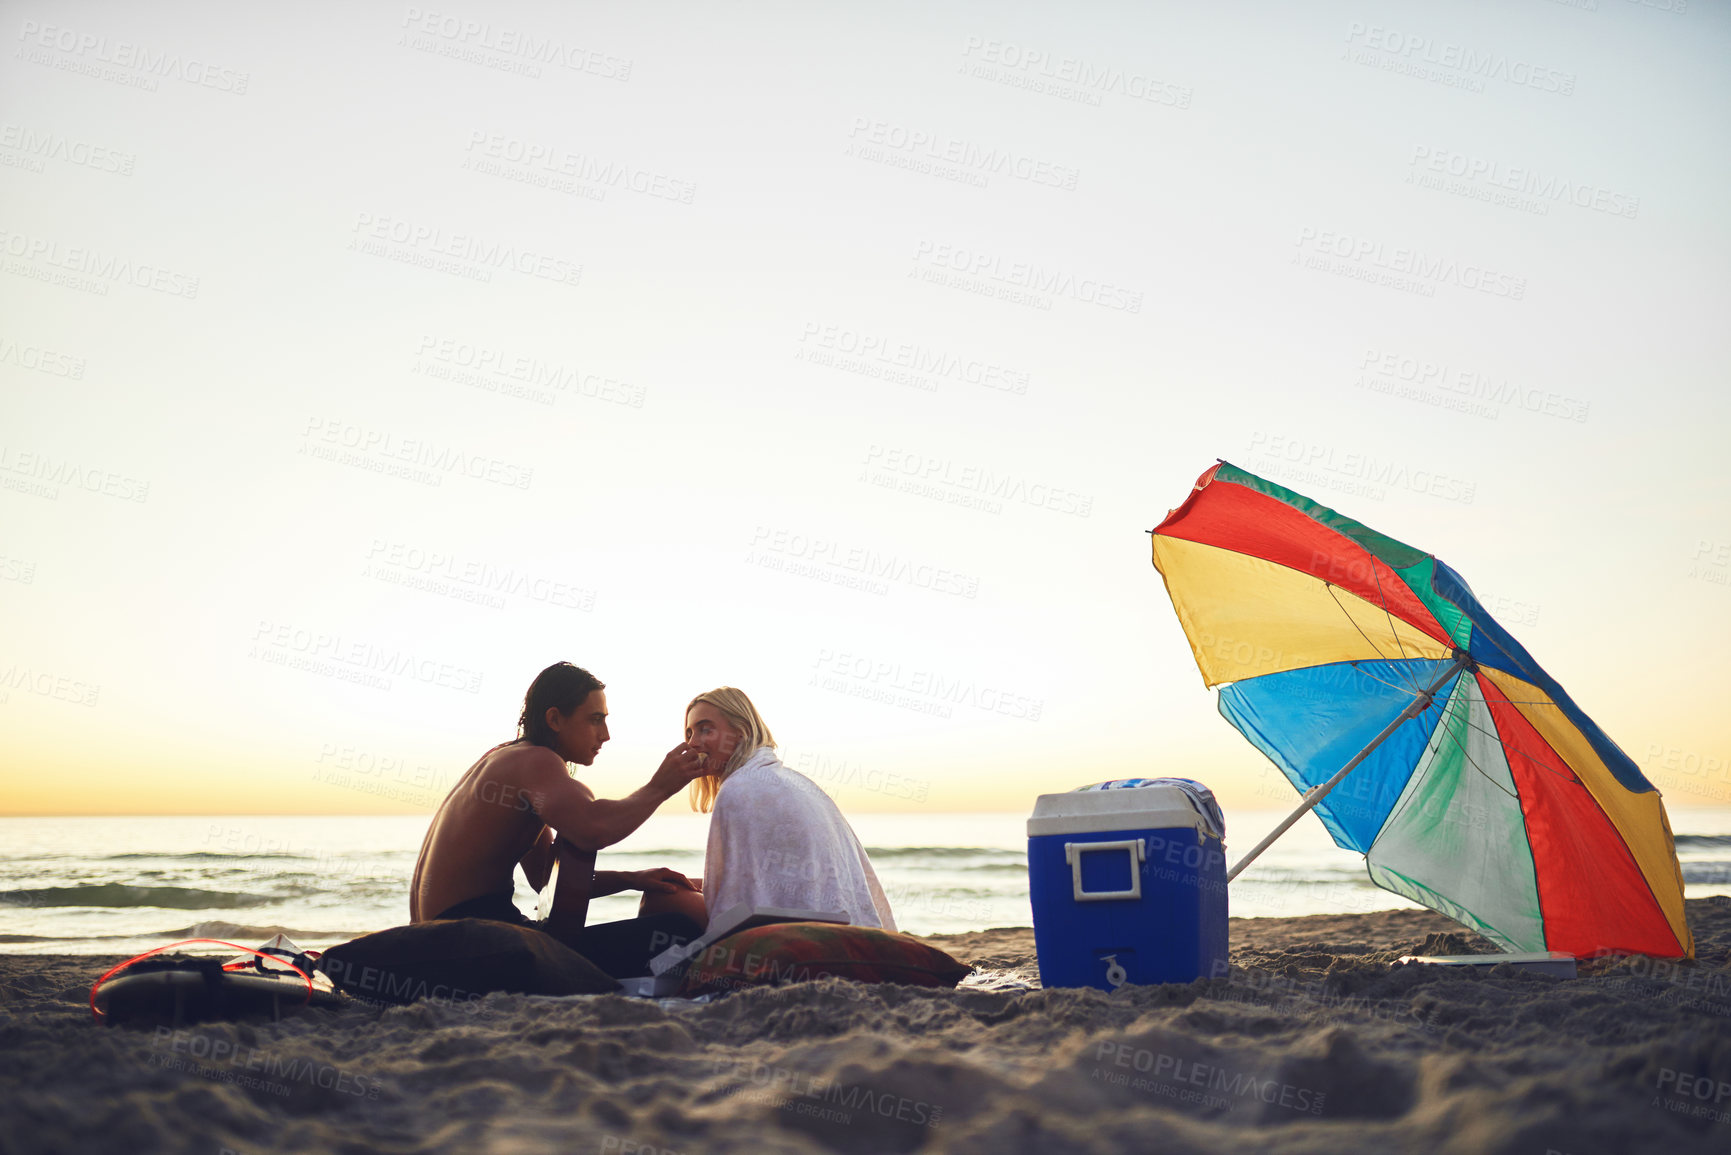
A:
[[701, 746, 896, 930]]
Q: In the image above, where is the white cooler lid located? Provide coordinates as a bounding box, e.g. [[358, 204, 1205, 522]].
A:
[[1027, 784, 1212, 837]]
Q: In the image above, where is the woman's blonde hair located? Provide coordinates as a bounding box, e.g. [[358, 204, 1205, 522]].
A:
[[685, 686, 776, 813]]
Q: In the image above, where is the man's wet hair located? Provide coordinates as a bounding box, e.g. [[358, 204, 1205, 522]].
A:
[[519, 662, 605, 748]]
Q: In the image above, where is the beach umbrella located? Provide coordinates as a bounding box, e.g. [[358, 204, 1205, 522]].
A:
[[1149, 462, 1692, 959]]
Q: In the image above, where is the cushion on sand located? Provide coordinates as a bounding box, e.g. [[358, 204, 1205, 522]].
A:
[[678, 921, 973, 997], [317, 918, 618, 1004]]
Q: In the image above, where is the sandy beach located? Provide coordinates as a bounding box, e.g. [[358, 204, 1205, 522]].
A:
[[1, 900, 1727, 1155]]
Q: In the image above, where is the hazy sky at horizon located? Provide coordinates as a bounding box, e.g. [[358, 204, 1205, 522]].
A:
[[2, 0, 1728, 818]]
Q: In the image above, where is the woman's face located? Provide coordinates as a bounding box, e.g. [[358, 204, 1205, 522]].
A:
[[685, 702, 744, 771]]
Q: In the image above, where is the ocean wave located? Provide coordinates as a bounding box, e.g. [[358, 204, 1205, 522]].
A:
[[916, 862, 1028, 875], [1681, 862, 1731, 884], [1675, 835, 1731, 850], [0, 884, 279, 910], [594, 849, 706, 859], [167, 921, 373, 941], [103, 851, 311, 860], [1233, 867, 1380, 884], [875, 864, 1030, 880]]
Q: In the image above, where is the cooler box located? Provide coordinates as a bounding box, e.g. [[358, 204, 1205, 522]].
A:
[[1027, 782, 1228, 991]]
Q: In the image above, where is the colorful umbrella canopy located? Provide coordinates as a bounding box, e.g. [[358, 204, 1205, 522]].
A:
[[1150, 462, 1692, 959]]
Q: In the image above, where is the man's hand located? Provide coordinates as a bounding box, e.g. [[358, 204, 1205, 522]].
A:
[[633, 867, 699, 895], [648, 742, 707, 796]]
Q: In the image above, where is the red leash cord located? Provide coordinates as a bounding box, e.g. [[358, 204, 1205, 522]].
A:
[[89, 939, 317, 1023]]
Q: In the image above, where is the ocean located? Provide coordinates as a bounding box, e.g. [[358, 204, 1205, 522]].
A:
[[4, 808, 1729, 957]]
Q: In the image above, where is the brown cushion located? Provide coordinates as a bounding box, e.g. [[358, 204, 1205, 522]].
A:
[[678, 921, 973, 997], [318, 918, 618, 1005]]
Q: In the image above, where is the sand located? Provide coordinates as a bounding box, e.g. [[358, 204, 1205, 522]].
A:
[[4, 900, 1731, 1155]]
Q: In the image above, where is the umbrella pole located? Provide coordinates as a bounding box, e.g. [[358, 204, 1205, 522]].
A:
[[1226, 654, 1469, 882]]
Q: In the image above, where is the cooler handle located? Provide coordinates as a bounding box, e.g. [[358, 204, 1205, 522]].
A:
[[1065, 839, 1146, 902]]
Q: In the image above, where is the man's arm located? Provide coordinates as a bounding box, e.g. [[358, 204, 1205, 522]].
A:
[[590, 867, 697, 898], [590, 870, 635, 898], [517, 742, 706, 850]]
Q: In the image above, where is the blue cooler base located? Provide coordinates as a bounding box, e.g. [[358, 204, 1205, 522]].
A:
[[1029, 825, 1228, 991]]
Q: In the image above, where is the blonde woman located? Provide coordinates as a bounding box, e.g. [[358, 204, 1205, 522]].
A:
[[640, 688, 895, 932]]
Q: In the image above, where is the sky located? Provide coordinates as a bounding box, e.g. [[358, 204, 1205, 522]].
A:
[[1, 0, 1727, 818]]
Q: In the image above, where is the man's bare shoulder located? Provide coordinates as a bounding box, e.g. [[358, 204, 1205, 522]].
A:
[[480, 741, 570, 782]]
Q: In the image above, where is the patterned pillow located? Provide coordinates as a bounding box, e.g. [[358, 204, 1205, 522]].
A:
[[678, 922, 973, 997]]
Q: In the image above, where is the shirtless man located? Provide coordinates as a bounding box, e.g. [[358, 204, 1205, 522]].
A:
[[409, 661, 710, 978]]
